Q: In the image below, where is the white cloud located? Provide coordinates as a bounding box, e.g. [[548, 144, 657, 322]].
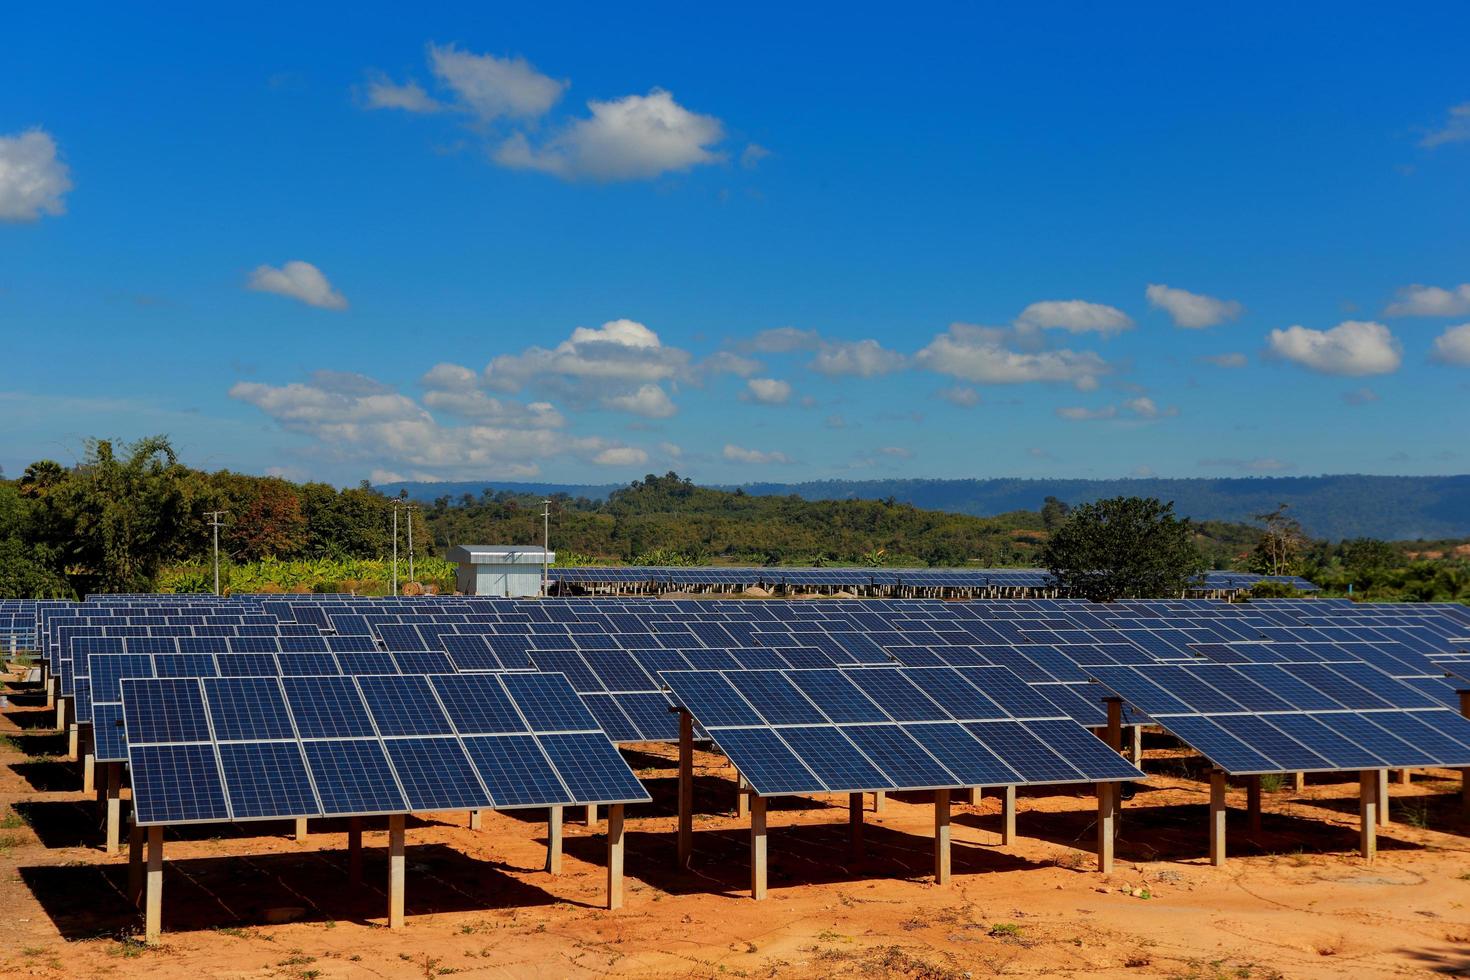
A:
[[743, 377, 792, 405], [1431, 323, 1470, 365], [749, 327, 819, 352], [1122, 396, 1177, 419], [422, 389, 565, 427], [1056, 405, 1118, 421], [1420, 101, 1470, 149], [420, 362, 479, 391], [0, 129, 72, 222], [495, 89, 724, 181], [602, 383, 677, 418], [916, 322, 1111, 389], [702, 351, 763, 377], [363, 75, 443, 113], [1199, 352, 1248, 368], [723, 444, 792, 465], [1145, 284, 1243, 328], [231, 373, 610, 479], [247, 261, 348, 310], [937, 385, 981, 407], [1016, 300, 1133, 335], [487, 319, 692, 391], [1267, 320, 1401, 376], [809, 338, 906, 377], [1199, 457, 1296, 473], [660, 441, 682, 458], [878, 446, 912, 458], [593, 446, 649, 466], [740, 143, 770, 169], [1341, 387, 1380, 406], [1384, 282, 1470, 317], [427, 43, 566, 121]]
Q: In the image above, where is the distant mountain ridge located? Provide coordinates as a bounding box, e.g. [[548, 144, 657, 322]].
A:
[[375, 475, 1470, 541]]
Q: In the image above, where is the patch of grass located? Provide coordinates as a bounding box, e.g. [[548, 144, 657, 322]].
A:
[[106, 937, 148, 959], [1258, 773, 1285, 792], [988, 922, 1022, 938], [1399, 803, 1429, 829], [0, 809, 27, 829], [0, 832, 26, 855]]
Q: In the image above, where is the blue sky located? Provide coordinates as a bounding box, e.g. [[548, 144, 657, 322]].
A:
[[3, 3, 1469, 486]]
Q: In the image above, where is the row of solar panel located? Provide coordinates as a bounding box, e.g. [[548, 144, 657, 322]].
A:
[[122, 673, 650, 825]]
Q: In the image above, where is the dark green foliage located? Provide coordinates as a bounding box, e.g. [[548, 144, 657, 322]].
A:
[[1041, 496, 1206, 601]]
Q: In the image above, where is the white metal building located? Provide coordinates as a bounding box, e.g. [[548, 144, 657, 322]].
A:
[[447, 545, 554, 597]]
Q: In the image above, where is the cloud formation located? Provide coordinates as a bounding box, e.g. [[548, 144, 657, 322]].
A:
[[495, 89, 724, 182], [593, 446, 649, 466], [601, 384, 677, 418], [247, 261, 348, 310], [742, 378, 792, 404], [1432, 323, 1470, 365], [0, 129, 72, 222], [916, 323, 1110, 389], [1145, 284, 1243, 328], [427, 44, 566, 121], [723, 444, 792, 465], [1385, 282, 1470, 317], [1016, 300, 1133, 336], [937, 385, 980, 407], [1420, 101, 1470, 149], [1266, 320, 1401, 376]]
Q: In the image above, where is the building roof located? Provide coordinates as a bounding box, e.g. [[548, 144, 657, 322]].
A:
[[447, 545, 555, 566]]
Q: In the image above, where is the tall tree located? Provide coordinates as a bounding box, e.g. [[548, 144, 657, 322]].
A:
[[1042, 496, 1205, 601], [1251, 503, 1305, 576]]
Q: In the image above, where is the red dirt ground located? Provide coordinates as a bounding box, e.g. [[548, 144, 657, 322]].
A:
[[3, 672, 1469, 979]]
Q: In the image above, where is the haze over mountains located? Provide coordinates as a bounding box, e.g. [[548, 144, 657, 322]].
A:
[[375, 475, 1470, 542]]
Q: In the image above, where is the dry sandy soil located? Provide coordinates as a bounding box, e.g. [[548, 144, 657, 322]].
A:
[[3, 670, 1469, 980]]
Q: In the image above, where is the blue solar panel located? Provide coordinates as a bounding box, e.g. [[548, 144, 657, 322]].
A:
[[903, 722, 1021, 785], [535, 732, 650, 803], [708, 727, 824, 795], [214, 652, 279, 676], [130, 743, 230, 824], [659, 671, 764, 727], [1316, 712, 1439, 767], [963, 721, 1084, 783], [218, 741, 319, 819], [123, 677, 212, 743], [356, 675, 453, 736], [842, 724, 957, 787], [429, 674, 528, 734], [202, 677, 295, 741], [391, 651, 455, 674], [776, 725, 896, 791], [302, 738, 408, 815], [93, 702, 128, 761], [1212, 715, 1333, 771], [462, 734, 573, 807], [383, 737, 492, 811], [282, 675, 377, 739], [845, 670, 948, 722], [500, 671, 602, 732], [1024, 719, 1145, 780], [785, 669, 888, 723], [1154, 715, 1278, 774], [1266, 713, 1388, 769], [725, 671, 827, 725], [615, 692, 681, 741]]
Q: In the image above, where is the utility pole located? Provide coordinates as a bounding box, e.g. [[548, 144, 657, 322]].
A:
[[391, 500, 400, 596], [406, 503, 415, 585], [204, 511, 227, 596], [541, 499, 551, 597]]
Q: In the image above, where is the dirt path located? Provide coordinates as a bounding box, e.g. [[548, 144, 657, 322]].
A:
[[3, 669, 1468, 979]]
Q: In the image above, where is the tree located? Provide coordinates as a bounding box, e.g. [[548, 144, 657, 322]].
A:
[[1042, 496, 1205, 601], [1251, 503, 1305, 575], [1040, 495, 1071, 531]]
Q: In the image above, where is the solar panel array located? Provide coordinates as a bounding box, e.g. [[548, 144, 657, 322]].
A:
[[1091, 661, 1470, 775], [660, 664, 1143, 796], [122, 671, 650, 825]]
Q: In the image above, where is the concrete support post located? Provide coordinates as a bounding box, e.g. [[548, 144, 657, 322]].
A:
[[1001, 785, 1017, 845], [1096, 783, 1115, 873], [677, 710, 694, 868], [144, 826, 163, 943], [1293, 772, 1306, 792], [963, 786, 981, 806], [294, 816, 308, 841], [872, 791, 886, 814], [1459, 691, 1470, 816], [1209, 770, 1227, 867], [55, 690, 65, 732], [46, 675, 56, 710], [387, 814, 405, 930], [1246, 775, 1262, 834], [848, 792, 864, 858], [933, 789, 951, 885], [469, 810, 482, 830], [1105, 699, 1125, 824], [67, 722, 78, 763], [104, 762, 122, 854], [127, 820, 144, 907], [1359, 770, 1378, 862], [735, 774, 749, 819], [347, 817, 363, 886], [585, 803, 598, 828], [82, 743, 95, 795], [1397, 769, 1411, 786], [1128, 725, 1143, 765], [750, 794, 768, 901], [1376, 768, 1390, 826], [546, 805, 563, 874], [606, 804, 625, 910]]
